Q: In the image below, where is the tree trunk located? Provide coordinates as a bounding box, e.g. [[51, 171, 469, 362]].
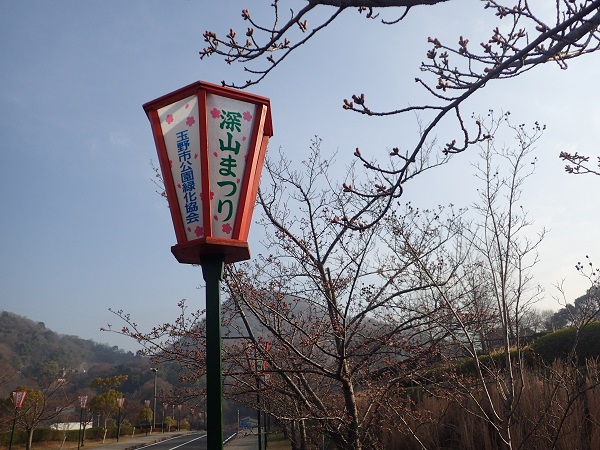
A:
[[299, 420, 308, 450], [26, 428, 34, 450], [341, 377, 362, 450], [289, 420, 299, 450]]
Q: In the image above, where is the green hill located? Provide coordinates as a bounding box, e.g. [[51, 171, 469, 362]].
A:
[[0, 311, 141, 395]]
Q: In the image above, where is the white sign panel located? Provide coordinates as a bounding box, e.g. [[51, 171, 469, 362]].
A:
[[206, 94, 257, 238], [158, 95, 204, 241]]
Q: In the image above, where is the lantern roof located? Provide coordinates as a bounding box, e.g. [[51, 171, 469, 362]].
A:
[[143, 81, 272, 137]]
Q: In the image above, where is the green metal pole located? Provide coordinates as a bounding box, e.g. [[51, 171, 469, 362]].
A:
[[202, 257, 224, 450], [77, 407, 83, 450], [9, 409, 17, 450], [257, 380, 262, 450], [81, 408, 87, 447], [81, 408, 88, 447], [116, 408, 121, 442], [151, 368, 158, 432]]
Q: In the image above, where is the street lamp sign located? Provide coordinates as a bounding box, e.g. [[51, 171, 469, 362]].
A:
[[77, 396, 89, 450], [143, 81, 273, 265], [116, 398, 125, 442], [143, 81, 273, 450], [9, 391, 27, 450], [11, 391, 26, 409]]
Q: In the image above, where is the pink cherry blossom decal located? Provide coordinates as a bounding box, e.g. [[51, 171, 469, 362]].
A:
[[187, 227, 191, 232], [237, 178, 240, 184], [165, 114, 174, 124], [177, 183, 182, 189], [222, 223, 232, 234], [213, 152, 218, 157], [210, 191, 215, 200], [194, 153, 198, 159], [186, 116, 195, 127], [194, 226, 204, 237], [243, 111, 253, 121], [213, 215, 218, 221], [210, 108, 221, 119], [169, 159, 173, 167], [242, 136, 247, 141], [185, 103, 189, 109]]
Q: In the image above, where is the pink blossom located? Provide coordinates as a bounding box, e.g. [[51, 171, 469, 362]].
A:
[[242, 136, 247, 141], [186, 116, 195, 127], [177, 183, 181, 189], [210, 191, 215, 200], [222, 223, 232, 234], [243, 111, 253, 121], [194, 153, 198, 159], [210, 108, 221, 119], [213, 152, 218, 157], [166, 114, 174, 124], [194, 226, 204, 237], [213, 215, 219, 221], [185, 103, 189, 109]]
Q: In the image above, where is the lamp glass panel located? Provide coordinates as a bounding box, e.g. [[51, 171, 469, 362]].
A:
[[158, 95, 204, 241], [206, 94, 257, 239]]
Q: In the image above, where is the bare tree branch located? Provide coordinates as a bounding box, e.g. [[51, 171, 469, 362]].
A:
[[201, 0, 600, 215]]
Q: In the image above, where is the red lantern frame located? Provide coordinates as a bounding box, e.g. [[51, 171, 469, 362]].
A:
[[143, 81, 273, 264], [12, 391, 27, 409]]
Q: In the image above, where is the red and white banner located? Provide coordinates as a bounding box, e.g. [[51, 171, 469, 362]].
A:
[[12, 391, 26, 409]]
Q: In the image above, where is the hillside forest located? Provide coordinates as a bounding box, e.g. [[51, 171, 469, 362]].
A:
[[0, 311, 250, 450]]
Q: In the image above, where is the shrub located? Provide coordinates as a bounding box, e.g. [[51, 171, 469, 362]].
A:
[[531, 321, 600, 364]]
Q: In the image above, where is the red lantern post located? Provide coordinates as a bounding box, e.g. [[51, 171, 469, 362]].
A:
[[9, 391, 26, 450], [116, 398, 125, 442], [77, 395, 88, 450], [143, 81, 272, 450], [144, 400, 151, 435], [244, 342, 272, 450], [162, 402, 168, 433]]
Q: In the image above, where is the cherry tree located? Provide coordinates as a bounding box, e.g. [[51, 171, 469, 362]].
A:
[[559, 151, 600, 176], [13, 381, 72, 450], [115, 136, 469, 449], [417, 116, 545, 450], [201, 0, 600, 213], [391, 115, 600, 450], [217, 137, 471, 450]]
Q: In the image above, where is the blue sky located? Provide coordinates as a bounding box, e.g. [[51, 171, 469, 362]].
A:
[[1, 1, 598, 351]]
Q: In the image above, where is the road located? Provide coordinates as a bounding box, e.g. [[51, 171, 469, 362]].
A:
[[134, 431, 237, 450]]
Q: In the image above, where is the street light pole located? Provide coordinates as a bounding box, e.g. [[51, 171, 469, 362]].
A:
[[203, 257, 224, 450], [77, 396, 88, 450], [9, 408, 19, 450], [9, 391, 26, 450], [150, 368, 158, 432], [116, 398, 125, 442], [143, 80, 272, 450], [144, 400, 151, 435], [257, 378, 262, 450]]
